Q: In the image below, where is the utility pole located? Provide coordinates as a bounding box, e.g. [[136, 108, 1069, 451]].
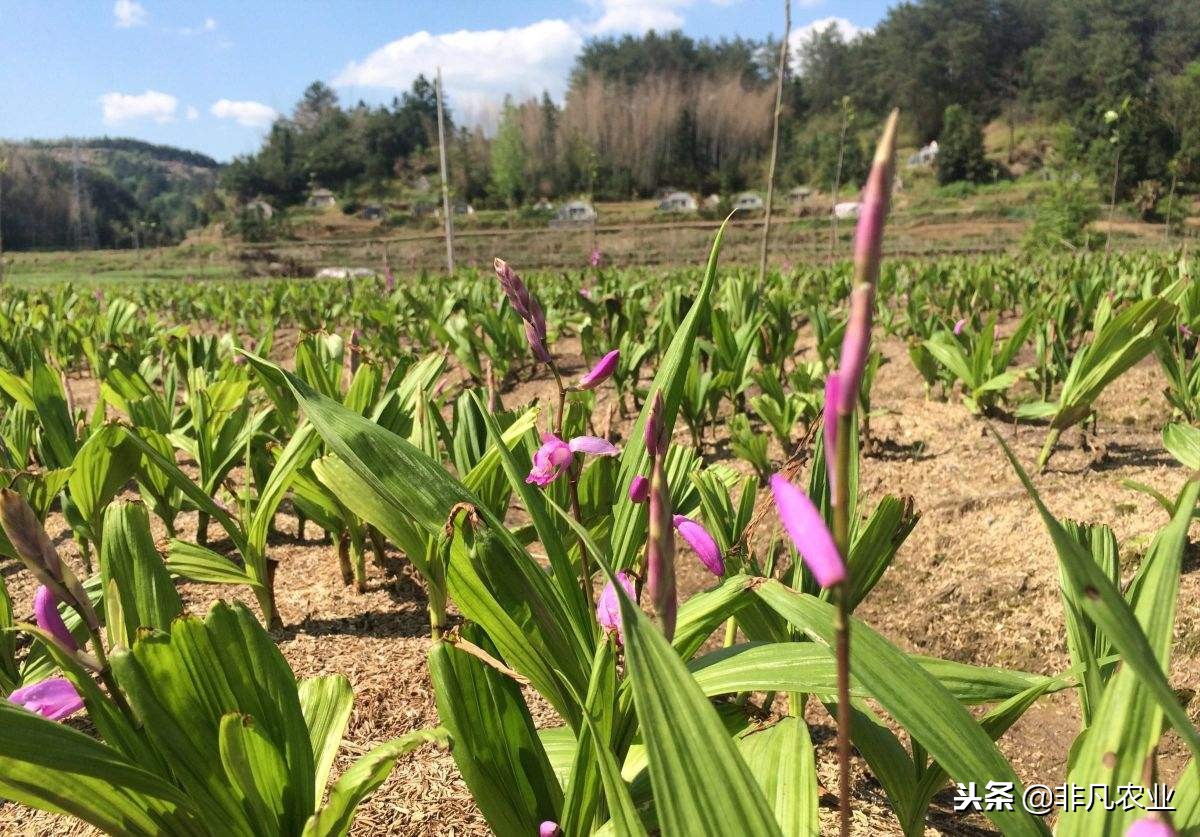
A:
[[758, 0, 790, 288], [435, 67, 455, 275]]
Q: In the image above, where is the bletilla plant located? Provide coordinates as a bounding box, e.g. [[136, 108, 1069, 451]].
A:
[[1, 499, 441, 835]]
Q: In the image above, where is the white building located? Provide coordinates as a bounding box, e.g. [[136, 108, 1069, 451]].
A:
[[657, 191, 698, 213], [734, 192, 764, 211]]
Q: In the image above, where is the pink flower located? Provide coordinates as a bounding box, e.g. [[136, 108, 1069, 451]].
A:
[[1125, 819, 1174, 837], [526, 433, 619, 487], [34, 586, 77, 653], [7, 677, 84, 721], [589, 247, 602, 268], [577, 349, 619, 390], [596, 571, 637, 645], [673, 515, 723, 576], [953, 318, 966, 335], [628, 475, 650, 503], [769, 475, 846, 588]]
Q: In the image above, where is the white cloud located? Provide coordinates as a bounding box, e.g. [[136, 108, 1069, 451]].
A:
[[334, 1, 796, 129], [181, 17, 218, 35], [210, 98, 278, 128], [100, 90, 177, 125], [334, 20, 583, 127], [587, 0, 690, 34], [789, 16, 869, 71], [113, 0, 147, 28], [186, 105, 200, 120]]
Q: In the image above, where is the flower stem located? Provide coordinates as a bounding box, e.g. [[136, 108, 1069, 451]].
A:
[[832, 411, 855, 837]]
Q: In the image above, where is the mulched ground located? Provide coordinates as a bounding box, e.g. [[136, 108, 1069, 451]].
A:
[[2, 329, 1197, 836]]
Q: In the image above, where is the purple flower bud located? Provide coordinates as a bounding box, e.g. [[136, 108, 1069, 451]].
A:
[[837, 284, 874, 416], [349, 328, 362, 375], [769, 474, 846, 588], [645, 453, 676, 639], [953, 318, 966, 335], [628, 474, 650, 503], [852, 109, 899, 285], [384, 265, 396, 293], [7, 677, 84, 721], [643, 392, 666, 457], [578, 349, 619, 390], [596, 571, 637, 645], [823, 372, 840, 491], [579, 287, 593, 301], [568, 436, 620, 457], [837, 110, 899, 418], [672, 515, 723, 576], [1126, 819, 1174, 837], [524, 320, 552, 365], [589, 247, 602, 268], [494, 258, 534, 322], [540, 822, 563, 837], [34, 586, 78, 653]]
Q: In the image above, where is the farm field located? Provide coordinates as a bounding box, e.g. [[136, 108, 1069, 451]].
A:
[[4, 191, 1200, 836]]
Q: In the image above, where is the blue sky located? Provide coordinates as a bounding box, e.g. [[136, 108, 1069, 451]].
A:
[[0, 1, 890, 162]]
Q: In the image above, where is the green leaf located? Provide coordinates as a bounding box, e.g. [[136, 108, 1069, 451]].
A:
[[167, 539, 253, 586], [617, 581, 782, 836], [992, 427, 1200, 764], [610, 217, 731, 571], [100, 501, 184, 645], [1164, 422, 1200, 469], [302, 728, 449, 837], [687, 641, 1059, 705], [0, 701, 205, 836], [219, 712, 290, 834], [298, 674, 355, 807], [737, 717, 819, 837], [429, 635, 563, 835], [754, 581, 1049, 837]]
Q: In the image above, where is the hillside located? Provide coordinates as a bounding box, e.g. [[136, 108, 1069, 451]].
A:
[[0, 137, 221, 251]]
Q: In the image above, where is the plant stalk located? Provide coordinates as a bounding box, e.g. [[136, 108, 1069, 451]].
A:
[[832, 410, 854, 837]]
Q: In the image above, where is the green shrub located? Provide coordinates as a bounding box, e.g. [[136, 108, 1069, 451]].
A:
[[1023, 171, 1099, 251], [937, 105, 992, 185]]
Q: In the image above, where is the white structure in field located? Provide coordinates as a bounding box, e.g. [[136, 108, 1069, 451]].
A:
[[307, 188, 337, 208], [657, 191, 698, 212], [734, 191, 764, 211], [907, 140, 939, 167], [552, 200, 597, 225], [315, 267, 376, 279], [833, 201, 861, 219]]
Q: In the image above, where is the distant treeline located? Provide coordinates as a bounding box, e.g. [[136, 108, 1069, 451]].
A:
[[0, 140, 220, 251], [220, 0, 1200, 213]]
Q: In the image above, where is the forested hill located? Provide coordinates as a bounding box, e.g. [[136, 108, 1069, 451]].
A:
[[1, 138, 220, 251], [221, 0, 1200, 216]]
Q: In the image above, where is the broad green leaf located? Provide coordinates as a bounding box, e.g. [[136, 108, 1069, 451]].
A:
[[617, 581, 782, 836], [100, 501, 184, 645], [298, 675, 354, 807], [738, 717, 819, 837], [219, 712, 290, 834], [0, 701, 205, 836], [429, 635, 563, 835], [754, 581, 1049, 836], [992, 428, 1200, 764], [302, 728, 449, 837]]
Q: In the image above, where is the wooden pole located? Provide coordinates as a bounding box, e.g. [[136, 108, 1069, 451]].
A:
[[435, 67, 455, 275], [758, 0, 791, 288]]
